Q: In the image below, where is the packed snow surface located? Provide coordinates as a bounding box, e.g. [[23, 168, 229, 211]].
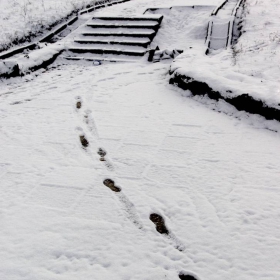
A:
[[1, 0, 280, 280], [1, 60, 280, 280]]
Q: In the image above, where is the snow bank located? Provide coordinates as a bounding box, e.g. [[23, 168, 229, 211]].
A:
[[170, 0, 280, 118], [171, 47, 280, 108], [0, 0, 101, 51], [0, 43, 63, 78], [0, 60, 19, 78]]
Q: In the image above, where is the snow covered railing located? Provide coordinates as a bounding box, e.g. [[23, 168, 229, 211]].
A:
[[206, 0, 246, 52], [231, 0, 245, 16], [0, 43, 37, 60], [211, 0, 228, 16], [228, 0, 246, 46], [80, 0, 130, 14], [39, 16, 78, 43]]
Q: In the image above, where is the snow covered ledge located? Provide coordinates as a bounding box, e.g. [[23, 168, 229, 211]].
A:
[[169, 45, 280, 122], [0, 43, 63, 78]]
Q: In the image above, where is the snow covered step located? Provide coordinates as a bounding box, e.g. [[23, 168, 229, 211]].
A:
[[61, 14, 163, 62], [86, 23, 159, 30], [67, 47, 147, 56], [71, 42, 146, 51], [92, 15, 163, 23], [74, 39, 151, 48], [88, 19, 159, 26], [81, 31, 156, 40], [62, 55, 140, 63], [82, 27, 156, 34], [75, 36, 150, 42]]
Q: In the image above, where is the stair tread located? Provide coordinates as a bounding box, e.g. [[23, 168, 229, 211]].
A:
[[83, 27, 156, 34], [74, 38, 150, 43], [89, 19, 159, 26], [70, 43, 146, 51], [81, 32, 155, 38], [87, 24, 158, 29], [74, 40, 150, 47], [68, 47, 146, 53], [92, 15, 163, 21]]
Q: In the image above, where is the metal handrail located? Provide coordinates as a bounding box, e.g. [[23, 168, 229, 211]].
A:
[[211, 0, 229, 16]]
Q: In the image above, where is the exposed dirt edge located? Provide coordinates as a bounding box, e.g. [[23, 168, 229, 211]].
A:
[[169, 72, 280, 122]]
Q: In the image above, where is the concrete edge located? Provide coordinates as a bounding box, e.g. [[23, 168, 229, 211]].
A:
[[0, 43, 37, 60]]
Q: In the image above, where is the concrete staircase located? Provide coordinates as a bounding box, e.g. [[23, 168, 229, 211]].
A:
[[64, 14, 163, 62]]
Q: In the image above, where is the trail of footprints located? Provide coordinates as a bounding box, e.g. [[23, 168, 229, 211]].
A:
[[75, 97, 198, 280], [76, 96, 113, 170]]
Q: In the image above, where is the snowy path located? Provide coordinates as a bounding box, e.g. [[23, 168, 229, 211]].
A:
[[0, 60, 280, 280], [1, 0, 280, 279]]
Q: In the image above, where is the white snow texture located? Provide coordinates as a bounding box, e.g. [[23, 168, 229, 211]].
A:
[[0, 0, 280, 280]]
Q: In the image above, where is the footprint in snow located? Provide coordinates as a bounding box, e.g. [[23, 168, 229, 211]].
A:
[[179, 273, 198, 280], [80, 135, 89, 148], [103, 179, 143, 229], [103, 179, 121, 192], [83, 110, 99, 138], [98, 147, 107, 161], [150, 213, 186, 251], [76, 100, 82, 109], [75, 96, 82, 109], [98, 148, 114, 171]]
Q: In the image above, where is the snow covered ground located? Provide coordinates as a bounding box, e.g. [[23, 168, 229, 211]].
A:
[[1, 58, 280, 280], [1, 0, 280, 280]]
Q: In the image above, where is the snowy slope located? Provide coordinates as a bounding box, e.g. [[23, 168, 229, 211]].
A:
[[0, 0, 101, 51], [171, 0, 280, 108]]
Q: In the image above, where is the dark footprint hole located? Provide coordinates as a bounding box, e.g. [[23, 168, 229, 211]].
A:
[[76, 101, 82, 109], [98, 148, 107, 157], [103, 179, 121, 192], [179, 274, 198, 280], [150, 213, 169, 235], [80, 135, 89, 148]]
